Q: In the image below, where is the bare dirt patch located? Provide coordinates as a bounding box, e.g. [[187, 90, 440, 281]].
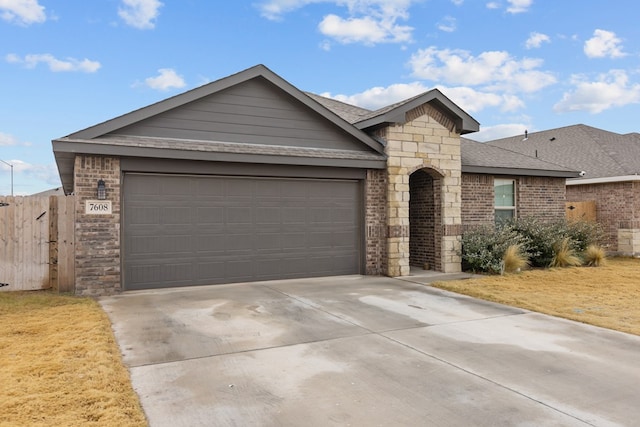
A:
[[433, 257, 640, 336], [0, 292, 147, 426]]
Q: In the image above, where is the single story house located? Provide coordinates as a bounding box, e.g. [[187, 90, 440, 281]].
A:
[[53, 64, 577, 295], [486, 124, 640, 256]]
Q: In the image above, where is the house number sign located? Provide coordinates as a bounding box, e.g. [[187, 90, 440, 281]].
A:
[[85, 200, 113, 215]]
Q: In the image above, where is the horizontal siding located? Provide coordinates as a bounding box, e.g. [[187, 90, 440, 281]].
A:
[[114, 77, 369, 151]]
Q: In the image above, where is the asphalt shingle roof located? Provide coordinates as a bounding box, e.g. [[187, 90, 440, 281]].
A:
[[484, 124, 640, 180], [304, 92, 372, 124], [460, 138, 576, 175]]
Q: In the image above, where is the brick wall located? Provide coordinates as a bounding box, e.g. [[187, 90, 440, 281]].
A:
[[365, 169, 387, 275], [409, 170, 437, 269], [567, 181, 640, 251], [518, 176, 566, 220], [462, 173, 567, 227], [73, 155, 121, 296], [461, 174, 494, 226]]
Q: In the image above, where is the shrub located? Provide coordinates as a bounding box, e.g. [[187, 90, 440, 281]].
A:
[[508, 218, 604, 267], [502, 244, 529, 274], [565, 221, 605, 253], [461, 218, 604, 273], [461, 225, 528, 274], [583, 244, 607, 267], [550, 238, 582, 268]]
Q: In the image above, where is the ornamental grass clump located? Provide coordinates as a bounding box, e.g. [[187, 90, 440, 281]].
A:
[[550, 237, 582, 268], [583, 244, 607, 267], [502, 244, 529, 274]]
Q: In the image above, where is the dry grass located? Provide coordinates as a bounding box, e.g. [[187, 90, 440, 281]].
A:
[[433, 257, 640, 336], [0, 292, 147, 427]]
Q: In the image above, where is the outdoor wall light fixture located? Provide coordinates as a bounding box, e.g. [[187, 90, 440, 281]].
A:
[[97, 179, 106, 200]]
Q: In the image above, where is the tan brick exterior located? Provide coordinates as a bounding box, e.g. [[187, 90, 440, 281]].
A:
[[567, 181, 640, 254], [73, 155, 121, 296], [378, 104, 463, 276]]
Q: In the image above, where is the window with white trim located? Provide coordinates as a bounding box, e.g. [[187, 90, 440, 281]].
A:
[[494, 178, 516, 223]]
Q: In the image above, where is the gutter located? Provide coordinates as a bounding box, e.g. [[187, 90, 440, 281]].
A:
[[567, 175, 640, 186]]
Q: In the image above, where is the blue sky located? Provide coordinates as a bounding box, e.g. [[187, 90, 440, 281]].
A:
[[2, 0, 640, 195]]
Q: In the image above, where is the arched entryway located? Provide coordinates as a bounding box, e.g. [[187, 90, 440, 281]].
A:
[[409, 168, 443, 271]]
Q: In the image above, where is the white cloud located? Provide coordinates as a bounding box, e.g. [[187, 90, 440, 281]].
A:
[[6, 53, 101, 73], [451, 0, 464, 5], [486, 2, 500, 9], [320, 82, 523, 114], [408, 47, 556, 93], [319, 40, 332, 51], [119, 0, 163, 29], [257, 0, 318, 20], [0, 132, 31, 146], [553, 70, 640, 114], [0, 132, 19, 146], [258, 0, 416, 45], [525, 32, 550, 49], [437, 16, 456, 33], [469, 123, 532, 141], [0, 160, 60, 195], [506, 0, 532, 13], [318, 13, 412, 44], [322, 81, 429, 110], [436, 86, 524, 113], [0, 0, 46, 25], [144, 68, 186, 91], [584, 29, 626, 59]]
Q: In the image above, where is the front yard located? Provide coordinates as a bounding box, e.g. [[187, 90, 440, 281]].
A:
[[433, 257, 640, 336], [1, 257, 638, 425], [0, 292, 147, 426]]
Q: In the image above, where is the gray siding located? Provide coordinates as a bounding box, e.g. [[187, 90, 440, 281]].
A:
[[110, 77, 370, 151]]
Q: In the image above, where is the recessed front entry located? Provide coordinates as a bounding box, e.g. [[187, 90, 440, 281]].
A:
[[123, 173, 362, 290]]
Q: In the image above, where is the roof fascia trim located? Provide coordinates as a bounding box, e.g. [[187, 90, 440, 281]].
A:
[[462, 165, 580, 178], [567, 175, 640, 185]]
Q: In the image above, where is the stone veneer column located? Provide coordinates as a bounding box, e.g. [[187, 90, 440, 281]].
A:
[[73, 155, 121, 296], [381, 104, 463, 276], [618, 229, 640, 256]]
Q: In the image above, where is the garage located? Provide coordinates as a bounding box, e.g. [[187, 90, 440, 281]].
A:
[[52, 65, 388, 295], [123, 173, 362, 290]]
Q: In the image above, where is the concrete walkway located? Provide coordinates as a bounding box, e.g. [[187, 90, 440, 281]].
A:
[[100, 275, 640, 427]]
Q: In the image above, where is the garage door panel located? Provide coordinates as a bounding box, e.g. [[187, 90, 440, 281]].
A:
[[124, 174, 362, 290]]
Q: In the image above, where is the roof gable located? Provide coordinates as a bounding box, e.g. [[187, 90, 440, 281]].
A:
[[354, 89, 480, 135], [64, 64, 384, 154]]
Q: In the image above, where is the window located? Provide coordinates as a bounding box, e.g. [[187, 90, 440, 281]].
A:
[[494, 179, 516, 223]]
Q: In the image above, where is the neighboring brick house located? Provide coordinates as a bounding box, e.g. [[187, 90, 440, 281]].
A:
[[459, 138, 574, 228], [487, 124, 640, 255], [53, 64, 577, 295]]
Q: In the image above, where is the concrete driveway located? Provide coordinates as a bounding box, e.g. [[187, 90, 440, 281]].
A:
[[100, 275, 640, 427]]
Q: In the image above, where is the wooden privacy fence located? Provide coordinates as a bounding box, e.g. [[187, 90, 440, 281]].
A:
[[565, 200, 597, 222], [0, 195, 75, 292]]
